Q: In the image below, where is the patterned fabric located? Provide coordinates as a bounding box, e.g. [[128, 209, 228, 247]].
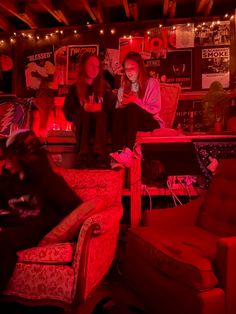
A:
[[5, 263, 75, 304], [17, 243, 75, 264], [4, 169, 124, 307], [54, 168, 124, 202], [4, 204, 123, 304], [72, 204, 123, 300], [38, 197, 111, 246], [193, 140, 236, 187], [159, 83, 181, 128]]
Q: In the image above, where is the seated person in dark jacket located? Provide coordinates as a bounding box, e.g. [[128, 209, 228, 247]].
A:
[[0, 129, 82, 292], [63, 53, 115, 169]]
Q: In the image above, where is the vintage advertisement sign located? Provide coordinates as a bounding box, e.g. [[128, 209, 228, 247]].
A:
[[201, 47, 230, 89], [195, 21, 230, 46], [119, 37, 144, 64], [24, 45, 55, 92], [67, 45, 99, 85]]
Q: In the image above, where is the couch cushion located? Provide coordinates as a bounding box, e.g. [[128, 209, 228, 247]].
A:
[[38, 197, 109, 246], [198, 159, 236, 236], [17, 243, 75, 264], [127, 226, 219, 291]]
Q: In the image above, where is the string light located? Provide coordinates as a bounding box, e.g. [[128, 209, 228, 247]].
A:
[[0, 14, 234, 48]]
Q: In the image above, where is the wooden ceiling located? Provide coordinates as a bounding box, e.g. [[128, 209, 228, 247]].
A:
[[0, 0, 235, 32]]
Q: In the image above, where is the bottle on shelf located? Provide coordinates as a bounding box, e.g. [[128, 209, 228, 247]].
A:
[[188, 111, 194, 133]]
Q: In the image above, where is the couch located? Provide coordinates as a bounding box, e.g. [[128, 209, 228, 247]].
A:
[[123, 159, 236, 314], [3, 168, 124, 313]]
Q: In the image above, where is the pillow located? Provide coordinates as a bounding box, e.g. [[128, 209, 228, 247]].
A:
[[38, 198, 107, 246]]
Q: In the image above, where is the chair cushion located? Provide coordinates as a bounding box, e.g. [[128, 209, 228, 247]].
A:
[[17, 243, 75, 264], [127, 226, 219, 291], [198, 159, 236, 236], [38, 197, 108, 246], [54, 168, 124, 202]]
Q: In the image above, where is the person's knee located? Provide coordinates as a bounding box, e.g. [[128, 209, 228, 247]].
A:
[[126, 103, 139, 115]]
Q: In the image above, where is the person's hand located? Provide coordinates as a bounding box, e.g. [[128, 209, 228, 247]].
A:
[[121, 92, 138, 106], [84, 102, 102, 112]]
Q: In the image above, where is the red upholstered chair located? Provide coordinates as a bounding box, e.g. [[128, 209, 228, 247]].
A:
[[123, 159, 236, 314], [3, 169, 124, 313]]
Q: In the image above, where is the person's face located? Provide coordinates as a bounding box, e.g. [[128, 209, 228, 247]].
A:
[[5, 157, 21, 174], [124, 59, 139, 83], [85, 56, 100, 81]]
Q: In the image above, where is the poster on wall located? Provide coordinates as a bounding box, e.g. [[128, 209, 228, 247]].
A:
[[67, 45, 99, 85], [50, 46, 67, 93], [159, 50, 192, 89], [24, 45, 55, 93], [195, 21, 230, 46], [176, 24, 194, 48], [119, 37, 144, 64], [144, 59, 161, 80], [144, 26, 176, 59], [201, 47, 230, 89], [104, 48, 122, 76]]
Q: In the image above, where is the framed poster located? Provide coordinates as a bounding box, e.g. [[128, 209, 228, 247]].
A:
[[119, 37, 144, 64], [195, 21, 230, 46], [201, 47, 230, 89], [67, 45, 99, 85], [24, 45, 55, 93], [159, 50, 192, 89]]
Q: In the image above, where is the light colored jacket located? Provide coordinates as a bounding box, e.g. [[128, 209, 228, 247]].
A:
[[116, 77, 164, 127]]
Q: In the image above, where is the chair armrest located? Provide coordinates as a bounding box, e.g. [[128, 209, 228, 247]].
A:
[[73, 203, 123, 302], [17, 243, 75, 264], [216, 237, 236, 314], [142, 195, 204, 228]]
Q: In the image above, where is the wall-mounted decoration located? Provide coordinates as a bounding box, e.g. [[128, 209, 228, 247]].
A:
[[160, 50, 192, 89], [67, 45, 99, 85], [195, 21, 230, 46], [24, 45, 55, 94], [144, 26, 176, 59], [144, 59, 161, 80], [119, 37, 144, 64], [201, 47, 230, 89], [50, 46, 67, 91], [176, 24, 194, 48], [104, 48, 122, 76]]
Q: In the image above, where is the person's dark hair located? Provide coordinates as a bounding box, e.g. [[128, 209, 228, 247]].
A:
[[76, 53, 105, 101], [5, 129, 49, 175], [122, 51, 148, 98]]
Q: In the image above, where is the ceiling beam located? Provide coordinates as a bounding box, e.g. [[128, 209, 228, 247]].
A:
[[0, 14, 11, 31], [89, 0, 104, 23], [122, 0, 131, 18], [129, 2, 138, 21], [0, 0, 38, 29], [196, 0, 214, 15], [163, 0, 177, 18], [82, 0, 97, 22], [40, 0, 69, 25]]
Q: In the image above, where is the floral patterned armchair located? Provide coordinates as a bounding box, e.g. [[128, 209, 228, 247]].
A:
[[3, 169, 124, 312]]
